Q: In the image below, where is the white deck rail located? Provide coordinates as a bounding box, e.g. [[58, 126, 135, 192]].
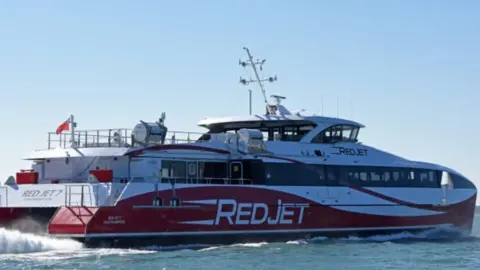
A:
[[47, 129, 206, 149]]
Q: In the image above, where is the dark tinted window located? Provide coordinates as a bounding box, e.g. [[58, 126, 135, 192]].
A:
[[264, 163, 325, 186], [311, 124, 360, 144], [263, 163, 441, 188], [160, 160, 449, 188], [161, 160, 187, 183], [450, 173, 476, 189], [343, 166, 440, 188]]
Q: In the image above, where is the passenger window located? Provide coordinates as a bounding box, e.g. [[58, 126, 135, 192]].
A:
[[263, 125, 315, 142], [161, 160, 187, 183], [370, 172, 381, 181], [311, 124, 361, 144], [393, 171, 400, 181], [419, 171, 428, 182], [383, 171, 391, 182], [348, 172, 358, 181], [350, 128, 359, 141], [342, 127, 352, 140]]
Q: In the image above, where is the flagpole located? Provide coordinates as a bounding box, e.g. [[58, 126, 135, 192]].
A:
[[70, 114, 75, 148]]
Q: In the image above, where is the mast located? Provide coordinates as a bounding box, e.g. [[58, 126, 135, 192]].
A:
[[248, 89, 252, 115], [239, 47, 277, 115]]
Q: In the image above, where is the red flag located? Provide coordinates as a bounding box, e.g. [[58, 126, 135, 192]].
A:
[[56, 119, 70, 134]]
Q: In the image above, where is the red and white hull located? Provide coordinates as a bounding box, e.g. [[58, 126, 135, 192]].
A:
[[41, 185, 476, 247]]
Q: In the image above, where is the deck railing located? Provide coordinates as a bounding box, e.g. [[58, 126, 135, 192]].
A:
[[62, 177, 252, 207], [47, 129, 206, 149]]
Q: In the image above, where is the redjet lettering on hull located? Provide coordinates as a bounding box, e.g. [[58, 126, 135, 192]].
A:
[[22, 190, 63, 197], [214, 199, 309, 225]]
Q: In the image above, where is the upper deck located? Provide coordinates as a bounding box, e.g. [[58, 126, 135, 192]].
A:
[[46, 128, 205, 150], [43, 106, 366, 151]]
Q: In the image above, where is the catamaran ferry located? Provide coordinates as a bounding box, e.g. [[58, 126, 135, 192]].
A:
[[0, 48, 476, 247]]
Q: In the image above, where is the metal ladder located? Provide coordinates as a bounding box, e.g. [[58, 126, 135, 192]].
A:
[[64, 184, 93, 207]]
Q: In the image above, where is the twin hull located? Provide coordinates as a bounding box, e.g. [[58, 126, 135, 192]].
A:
[[0, 184, 476, 247]]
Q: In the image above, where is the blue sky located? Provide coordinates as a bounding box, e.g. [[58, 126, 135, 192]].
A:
[[0, 1, 479, 193]]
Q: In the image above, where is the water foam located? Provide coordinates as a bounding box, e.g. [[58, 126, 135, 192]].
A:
[[231, 242, 268, 248], [0, 226, 458, 256], [0, 228, 83, 254], [341, 226, 466, 242]]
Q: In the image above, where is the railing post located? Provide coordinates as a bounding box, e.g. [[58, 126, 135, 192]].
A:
[[81, 185, 84, 206], [48, 133, 51, 149], [95, 185, 98, 206], [64, 185, 68, 207]]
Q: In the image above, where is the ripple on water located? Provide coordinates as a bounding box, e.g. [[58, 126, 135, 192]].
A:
[[0, 222, 479, 270]]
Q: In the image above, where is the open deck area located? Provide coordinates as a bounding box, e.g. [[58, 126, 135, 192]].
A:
[[47, 129, 205, 149]]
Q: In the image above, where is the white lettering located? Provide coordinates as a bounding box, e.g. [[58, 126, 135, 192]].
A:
[[279, 205, 294, 224], [297, 204, 308, 224], [267, 199, 282, 224], [235, 203, 252, 225], [103, 216, 125, 225], [214, 199, 309, 226], [250, 203, 268, 225], [214, 199, 237, 225]]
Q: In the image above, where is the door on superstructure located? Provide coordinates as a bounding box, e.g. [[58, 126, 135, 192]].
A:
[[186, 161, 198, 184], [229, 160, 244, 184]]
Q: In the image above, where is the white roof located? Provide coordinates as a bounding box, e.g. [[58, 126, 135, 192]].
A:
[[198, 114, 365, 129]]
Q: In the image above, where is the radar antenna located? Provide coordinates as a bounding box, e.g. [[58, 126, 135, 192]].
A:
[[239, 47, 278, 115]]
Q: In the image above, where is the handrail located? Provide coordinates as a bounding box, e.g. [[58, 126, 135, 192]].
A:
[[47, 128, 206, 149], [61, 176, 253, 207], [158, 176, 252, 185], [64, 184, 94, 207]]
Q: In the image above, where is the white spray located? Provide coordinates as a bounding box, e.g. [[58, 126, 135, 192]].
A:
[[0, 228, 82, 254]]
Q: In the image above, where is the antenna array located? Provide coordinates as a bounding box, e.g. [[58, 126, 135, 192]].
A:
[[239, 47, 278, 114]]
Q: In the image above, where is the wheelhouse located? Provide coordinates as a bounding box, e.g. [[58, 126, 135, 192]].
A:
[[196, 115, 365, 144], [310, 124, 360, 144]]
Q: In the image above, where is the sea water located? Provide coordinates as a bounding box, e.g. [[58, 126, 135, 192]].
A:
[[0, 215, 479, 269]]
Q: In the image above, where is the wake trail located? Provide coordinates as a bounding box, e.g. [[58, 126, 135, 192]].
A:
[[0, 228, 83, 254]]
